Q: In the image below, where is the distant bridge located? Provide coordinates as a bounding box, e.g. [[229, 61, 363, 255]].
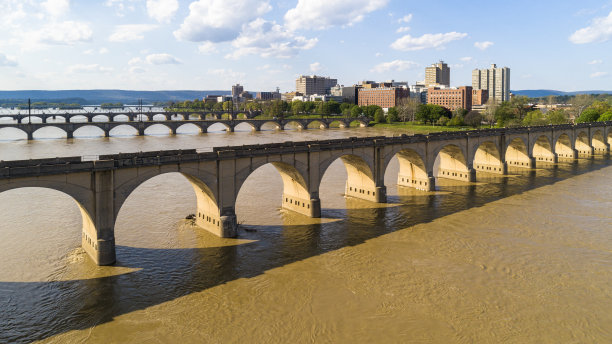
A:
[[0, 110, 261, 123], [0, 117, 370, 140], [0, 122, 609, 265]]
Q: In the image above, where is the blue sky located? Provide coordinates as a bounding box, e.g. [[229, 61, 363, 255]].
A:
[[0, 0, 611, 92]]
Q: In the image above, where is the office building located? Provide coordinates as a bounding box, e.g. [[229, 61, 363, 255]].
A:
[[472, 64, 510, 102], [425, 61, 450, 87], [295, 75, 338, 96], [427, 86, 472, 111], [358, 87, 410, 109]]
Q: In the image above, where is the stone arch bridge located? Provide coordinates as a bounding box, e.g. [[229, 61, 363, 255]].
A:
[[0, 117, 370, 140], [0, 110, 261, 123], [0, 122, 610, 265]]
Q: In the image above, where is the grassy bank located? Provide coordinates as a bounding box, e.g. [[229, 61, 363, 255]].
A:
[[370, 122, 482, 134]]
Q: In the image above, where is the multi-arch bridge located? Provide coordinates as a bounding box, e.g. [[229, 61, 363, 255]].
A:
[[1, 122, 610, 265], [0, 110, 261, 123], [0, 117, 370, 140]]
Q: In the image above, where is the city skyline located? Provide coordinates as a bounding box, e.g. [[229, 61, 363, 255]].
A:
[[0, 0, 611, 92]]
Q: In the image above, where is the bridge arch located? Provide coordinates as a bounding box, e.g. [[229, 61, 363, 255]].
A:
[[591, 130, 608, 153], [283, 120, 304, 130], [233, 122, 256, 132], [111, 114, 130, 122], [306, 120, 327, 129], [532, 135, 556, 162], [144, 123, 172, 135], [430, 144, 470, 181], [72, 125, 106, 138], [554, 133, 575, 158], [109, 123, 139, 136], [387, 148, 430, 190], [22, 116, 43, 123], [33, 125, 68, 139], [328, 120, 345, 128], [176, 123, 204, 134], [505, 137, 531, 167], [575, 131, 592, 155], [349, 119, 368, 128], [472, 141, 504, 173], [319, 153, 378, 202], [92, 114, 110, 122], [207, 122, 232, 132], [260, 121, 281, 131], [0, 127, 27, 140], [69, 115, 89, 123]]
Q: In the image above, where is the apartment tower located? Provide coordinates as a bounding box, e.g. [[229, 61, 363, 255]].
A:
[[295, 75, 338, 96], [472, 64, 510, 102], [425, 61, 450, 87]]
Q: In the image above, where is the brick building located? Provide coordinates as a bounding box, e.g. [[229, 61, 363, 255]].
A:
[[472, 89, 489, 106], [427, 86, 472, 111], [357, 87, 410, 108]]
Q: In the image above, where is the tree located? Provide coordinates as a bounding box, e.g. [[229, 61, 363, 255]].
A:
[[415, 104, 432, 123], [545, 109, 568, 124], [447, 114, 464, 126], [437, 116, 450, 126], [494, 101, 516, 127], [464, 110, 483, 128], [222, 100, 233, 111], [522, 110, 547, 126], [316, 101, 330, 115], [374, 108, 385, 123], [510, 95, 531, 120], [350, 105, 363, 117], [396, 97, 420, 122], [598, 110, 612, 122], [571, 94, 594, 120], [483, 99, 498, 127], [576, 108, 600, 123], [327, 100, 341, 115], [339, 102, 351, 115], [291, 100, 305, 115], [387, 107, 399, 123]]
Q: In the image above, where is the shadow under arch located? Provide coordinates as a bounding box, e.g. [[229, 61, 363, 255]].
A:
[[473, 141, 504, 174], [555, 133, 575, 158], [532, 135, 556, 162], [506, 137, 532, 168]]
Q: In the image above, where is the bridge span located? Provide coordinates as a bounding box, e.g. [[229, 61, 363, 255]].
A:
[[1, 122, 610, 265], [0, 110, 261, 123], [0, 117, 370, 140]]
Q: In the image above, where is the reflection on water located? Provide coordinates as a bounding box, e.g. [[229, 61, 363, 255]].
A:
[[1, 129, 612, 343]]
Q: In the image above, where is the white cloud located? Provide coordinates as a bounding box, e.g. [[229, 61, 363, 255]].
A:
[[130, 66, 146, 74], [391, 32, 467, 51], [474, 41, 494, 50], [42, 0, 70, 17], [207, 68, 246, 82], [109, 24, 157, 42], [0, 53, 18, 67], [397, 14, 412, 23], [24, 21, 93, 46], [570, 11, 612, 44], [145, 53, 182, 64], [284, 0, 388, 31], [128, 57, 143, 65], [67, 64, 113, 73], [226, 19, 318, 59], [310, 62, 322, 72], [198, 41, 218, 54], [588, 59, 603, 64], [174, 0, 272, 42], [460, 56, 473, 62], [370, 59, 417, 73], [396, 26, 410, 33], [146, 0, 179, 23], [590, 71, 609, 78], [375, 52, 382, 57], [104, 0, 137, 16]]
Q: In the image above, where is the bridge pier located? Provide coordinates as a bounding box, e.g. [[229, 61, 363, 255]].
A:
[[82, 170, 116, 265], [595, 143, 610, 155], [345, 183, 386, 202], [556, 149, 577, 160], [576, 146, 594, 156], [507, 156, 536, 169], [282, 192, 321, 217], [438, 167, 476, 182], [398, 173, 435, 191], [473, 162, 507, 175], [67, 131, 74, 139]]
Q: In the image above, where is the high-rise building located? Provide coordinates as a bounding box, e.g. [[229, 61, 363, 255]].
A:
[[472, 64, 510, 102], [425, 61, 450, 87], [427, 86, 473, 111], [231, 84, 244, 98], [295, 75, 338, 96]]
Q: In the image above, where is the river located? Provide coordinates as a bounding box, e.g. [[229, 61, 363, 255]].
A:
[[0, 125, 611, 343]]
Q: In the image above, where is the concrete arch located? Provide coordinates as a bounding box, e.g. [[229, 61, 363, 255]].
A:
[[0, 182, 99, 260], [328, 120, 345, 128], [152, 114, 167, 121], [432, 144, 471, 181], [591, 130, 608, 154], [69, 115, 89, 123], [72, 125, 106, 137], [207, 122, 232, 132], [349, 119, 368, 128], [320, 153, 379, 202], [505, 137, 532, 168], [143, 123, 172, 135], [306, 120, 327, 129], [111, 114, 130, 122], [109, 124, 139, 136], [283, 120, 304, 130], [22, 116, 43, 123], [114, 170, 222, 235], [32, 125, 68, 138], [391, 148, 431, 191], [92, 114, 110, 122], [532, 135, 556, 162], [176, 123, 204, 134], [0, 127, 27, 139], [575, 131, 593, 155], [260, 121, 281, 131], [555, 133, 575, 158], [473, 141, 505, 173], [235, 160, 316, 217], [233, 121, 256, 132]]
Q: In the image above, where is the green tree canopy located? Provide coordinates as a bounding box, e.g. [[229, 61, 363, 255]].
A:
[[576, 108, 600, 123], [522, 110, 547, 126], [464, 110, 483, 128]]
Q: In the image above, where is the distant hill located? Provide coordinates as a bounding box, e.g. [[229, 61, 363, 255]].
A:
[[0, 90, 231, 105], [512, 90, 612, 98]]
